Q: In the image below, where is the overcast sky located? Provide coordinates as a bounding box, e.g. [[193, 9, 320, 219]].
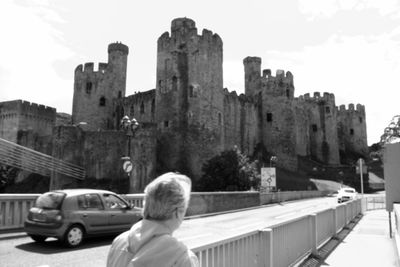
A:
[[1, 0, 399, 145]]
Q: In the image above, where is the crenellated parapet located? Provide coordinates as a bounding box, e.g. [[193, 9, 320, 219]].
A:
[[259, 68, 295, 99], [108, 42, 129, 55], [337, 103, 365, 114], [297, 92, 336, 104], [0, 100, 56, 120], [157, 17, 222, 52], [74, 62, 108, 75]]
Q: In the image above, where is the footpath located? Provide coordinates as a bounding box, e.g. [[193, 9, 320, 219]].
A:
[[301, 209, 400, 267]]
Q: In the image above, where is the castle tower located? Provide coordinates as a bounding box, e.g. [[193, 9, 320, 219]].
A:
[[72, 42, 129, 130], [155, 18, 224, 178], [243, 57, 261, 96], [297, 92, 340, 165], [337, 104, 368, 157], [258, 69, 298, 170]]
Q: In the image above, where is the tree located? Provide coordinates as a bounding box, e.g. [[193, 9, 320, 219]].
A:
[[196, 147, 260, 191], [381, 115, 400, 144]]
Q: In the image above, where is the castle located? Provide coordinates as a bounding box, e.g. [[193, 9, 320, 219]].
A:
[[0, 18, 368, 192]]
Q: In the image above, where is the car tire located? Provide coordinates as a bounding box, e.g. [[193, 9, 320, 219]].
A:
[[63, 225, 84, 247], [29, 235, 47, 243]]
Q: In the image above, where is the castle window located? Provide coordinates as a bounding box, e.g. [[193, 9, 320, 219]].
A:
[[325, 106, 330, 114], [164, 120, 169, 128], [99, 96, 106, 106], [118, 91, 122, 98], [218, 113, 222, 125], [158, 80, 164, 93], [286, 89, 290, 98], [172, 76, 178, 91], [359, 117, 363, 123], [189, 85, 194, 97], [151, 99, 155, 114], [86, 82, 92, 94], [140, 102, 145, 114], [266, 113, 273, 122], [350, 129, 354, 135], [130, 105, 134, 116], [312, 124, 318, 132]]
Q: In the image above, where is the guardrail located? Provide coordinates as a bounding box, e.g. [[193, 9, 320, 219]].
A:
[[192, 198, 362, 267], [0, 194, 370, 266]]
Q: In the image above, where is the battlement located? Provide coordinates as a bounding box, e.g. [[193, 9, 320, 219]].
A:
[[0, 100, 56, 119], [108, 42, 129, 55], [159, 18, 222, 48], [337, 103, 365, 113], [223, 88, 256, 104], [243, 57, 261, 65], [297, 92, 335, 103], [262, 69, 293, 80], [75, 62, 108, 74], [171, 17, 196, 32]]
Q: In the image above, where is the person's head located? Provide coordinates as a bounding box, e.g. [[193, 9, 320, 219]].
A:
[[143, 172, 192, 224]]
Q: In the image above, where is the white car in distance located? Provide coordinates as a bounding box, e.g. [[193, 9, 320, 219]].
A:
[[337, 187, 357, 203]]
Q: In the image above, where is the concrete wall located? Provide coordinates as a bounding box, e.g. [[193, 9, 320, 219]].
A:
[[186, 192, 260, 216], [260, 190, 327, 205]]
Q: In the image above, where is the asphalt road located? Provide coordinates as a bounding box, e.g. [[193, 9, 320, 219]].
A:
[[0, 197, 339, 267]]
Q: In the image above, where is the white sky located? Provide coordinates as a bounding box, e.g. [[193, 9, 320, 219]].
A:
[[1, 0, 399, 146]]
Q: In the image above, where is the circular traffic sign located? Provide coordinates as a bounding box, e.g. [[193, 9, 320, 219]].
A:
[[122, 161, 133, 173]]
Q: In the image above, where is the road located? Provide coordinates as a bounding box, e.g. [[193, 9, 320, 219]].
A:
[[0, 197, 339, 267]]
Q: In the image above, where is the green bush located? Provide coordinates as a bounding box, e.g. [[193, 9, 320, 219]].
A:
[[195, 148, 260, 191]]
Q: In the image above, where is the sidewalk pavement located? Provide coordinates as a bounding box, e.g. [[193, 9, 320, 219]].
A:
[[323, 209, 400, 267]]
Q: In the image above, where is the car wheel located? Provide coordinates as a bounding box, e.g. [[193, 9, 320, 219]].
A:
[[29, 235, 47, 243], [63, 225, 84, 247]]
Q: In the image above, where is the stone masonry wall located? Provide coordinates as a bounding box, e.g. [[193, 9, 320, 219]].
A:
[[72, 43, 128, 131], [337, 104, 368, 156]]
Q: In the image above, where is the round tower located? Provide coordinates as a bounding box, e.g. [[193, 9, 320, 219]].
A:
[[72, 42, 129, 130], [243, 57, 261, 96]]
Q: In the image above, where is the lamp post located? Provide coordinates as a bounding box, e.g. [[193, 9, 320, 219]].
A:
[[120, 115, 139, 175], [270, 156, 277, 168]]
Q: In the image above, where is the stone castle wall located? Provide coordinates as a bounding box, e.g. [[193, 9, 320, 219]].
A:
[[337, 104, 368, 156], [0, 100, 55, 144], [0, 17, 369, 192], [296, 92, 340, 165], [72, 43, 128, 131], [51, 124, 157, 192]]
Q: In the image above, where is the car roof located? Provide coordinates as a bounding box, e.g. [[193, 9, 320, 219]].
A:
[[49, 189, 116, 197]]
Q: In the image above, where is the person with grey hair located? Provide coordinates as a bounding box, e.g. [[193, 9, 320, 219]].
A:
[[106, 172, 199, 267]]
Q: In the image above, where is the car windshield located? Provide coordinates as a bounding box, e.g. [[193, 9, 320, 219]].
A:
[[344, 189, 355, 193], [35, 192, 66, 209]]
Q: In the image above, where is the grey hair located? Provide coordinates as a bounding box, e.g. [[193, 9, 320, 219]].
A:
[[143, 172, 192, 220]]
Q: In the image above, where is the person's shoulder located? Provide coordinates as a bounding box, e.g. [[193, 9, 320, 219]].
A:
[[173, 249, 199, 267]]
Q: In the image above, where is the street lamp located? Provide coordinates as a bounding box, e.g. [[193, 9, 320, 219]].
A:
[[120, 115, 139, 159], [270, 156, 277, 168]]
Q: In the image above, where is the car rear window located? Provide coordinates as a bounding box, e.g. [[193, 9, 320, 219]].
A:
[[35, 192, 66, 209], [345, 189, 354, 193]]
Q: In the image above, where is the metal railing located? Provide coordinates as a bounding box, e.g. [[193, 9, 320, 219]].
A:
[[363, 196, 385, 211], [192, 199, 362, 267], [0, 194, 380, 267]]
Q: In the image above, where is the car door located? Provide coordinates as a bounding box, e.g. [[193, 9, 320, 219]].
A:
[[76, 193, 109, 234], [102, 193, 140, 232]]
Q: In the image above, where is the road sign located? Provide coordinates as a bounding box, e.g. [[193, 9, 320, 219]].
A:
[[122, 161, 133, 173], [261, 167, 276, 187]]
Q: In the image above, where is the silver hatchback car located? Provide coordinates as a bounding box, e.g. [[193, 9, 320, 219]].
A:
[[24, 189, 142, 247]]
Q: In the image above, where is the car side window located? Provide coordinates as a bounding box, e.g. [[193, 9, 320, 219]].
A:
[[104, 194, 128, 209], [77, 194, 104, 210]]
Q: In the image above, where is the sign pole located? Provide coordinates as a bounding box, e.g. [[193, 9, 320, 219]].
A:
[[359, 158, 364, 198]]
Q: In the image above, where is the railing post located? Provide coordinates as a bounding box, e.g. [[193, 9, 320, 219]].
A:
[[259, 229, 273, 267], [332, 208, 338, 237], [310, 214, 318, 256]]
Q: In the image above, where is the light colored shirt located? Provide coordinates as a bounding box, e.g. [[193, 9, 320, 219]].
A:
[[107, 219, 199, 267]]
